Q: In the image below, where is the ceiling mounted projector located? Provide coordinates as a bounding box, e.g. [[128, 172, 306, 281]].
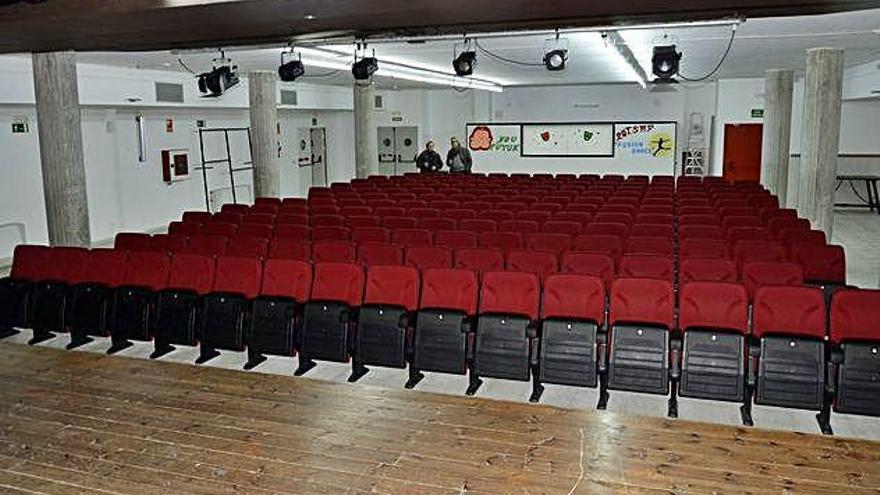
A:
[[652, 45, 681, 83], [453, 50, 477, 77], [544, 49, 567, 71], [352, 56, 378, 80], [278, 50, 305, 82]]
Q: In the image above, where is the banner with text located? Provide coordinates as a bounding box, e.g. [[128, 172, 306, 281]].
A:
[[614, 123, 677, 167], [466, 124, 522, 156]]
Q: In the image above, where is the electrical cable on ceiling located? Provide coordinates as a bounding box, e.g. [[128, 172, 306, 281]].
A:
[[474, 39, 544, 67], [677, 25, 737, 81], [178, 57, 198, 75]]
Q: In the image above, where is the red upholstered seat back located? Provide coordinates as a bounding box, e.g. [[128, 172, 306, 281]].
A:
[[609, 278, 674, 330], [123, 251, 171, 291], [420, 268, 478, 315], [453, 247, 504, 274], [479, 271, 540, 321], [364, 265, 420, 311], [212, 256, 263, 298], [752, 286, 826, 339], [404, 246, 453, 270], [679, 282, 748, 334], [310, 262, 364, 307], [830, 288, 880, 343], [260, 259, 311, 301], [541, 274, 605, 323], [167, 253, 215, 295]]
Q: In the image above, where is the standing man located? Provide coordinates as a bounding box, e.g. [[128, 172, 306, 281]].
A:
[[415, 140, 443, 173], [446, 137, 473, 174]]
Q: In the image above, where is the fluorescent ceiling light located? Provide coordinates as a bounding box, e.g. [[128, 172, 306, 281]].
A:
[[603, 31, 648, 88], [296, 46, 504, 92]]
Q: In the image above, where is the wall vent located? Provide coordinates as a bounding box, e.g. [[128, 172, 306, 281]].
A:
[[155, 82, 184, 103], [281, 89, 298, 106]]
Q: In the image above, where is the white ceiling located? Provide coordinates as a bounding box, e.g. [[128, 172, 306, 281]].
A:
[[76, 9, 880, 90]]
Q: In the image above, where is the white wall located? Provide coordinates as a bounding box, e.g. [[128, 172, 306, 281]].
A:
[[0, 54, 356, 261]]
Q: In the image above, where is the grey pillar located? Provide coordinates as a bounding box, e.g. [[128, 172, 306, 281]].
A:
[[248, 71, 280, 198], [796, 48, 844, 238], [759, 69, 794, 206], [353, 80, 378, 178], [32, 51, 91, 247]]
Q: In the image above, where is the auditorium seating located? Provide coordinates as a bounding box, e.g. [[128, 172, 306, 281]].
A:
[[5, 172, 869, 434]]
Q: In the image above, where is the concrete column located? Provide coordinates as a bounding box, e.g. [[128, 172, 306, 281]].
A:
[[796, 48, 844, 237], [248, 71, 280, 198], [353, 79, 378, 178], [32, 51, 91, 247], [759, 69, 794, 205]]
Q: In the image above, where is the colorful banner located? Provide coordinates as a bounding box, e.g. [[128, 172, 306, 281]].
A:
[[466, 124, 521, 155], [614, 123, 677, 162], [521, 123, 613, 157]]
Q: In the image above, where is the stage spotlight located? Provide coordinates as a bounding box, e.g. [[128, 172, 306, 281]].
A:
[[352, 56, 379, 80], [453, 51, 477, 77], [652, 45, 681, 83], [544, 49, 567, 71], [197, 50, 240, 97], [197, 66, 239, 97], [278, 51, 305, 82]]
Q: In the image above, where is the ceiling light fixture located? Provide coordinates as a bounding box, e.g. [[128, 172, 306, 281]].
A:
[[197, 49, 240, 97], [453, 40, 477, 77], [278, 48, 305, 82], [602, 31, 648, 89], [652, 45, 682, 83], [543, 49, 567, 71]]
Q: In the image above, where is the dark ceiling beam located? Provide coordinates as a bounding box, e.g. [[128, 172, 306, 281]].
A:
[[2, 0, 880, 54]]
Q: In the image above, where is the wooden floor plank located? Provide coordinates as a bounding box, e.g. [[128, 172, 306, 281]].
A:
[[1, 342, 879, 494]]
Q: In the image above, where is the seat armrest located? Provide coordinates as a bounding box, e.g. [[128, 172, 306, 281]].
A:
[[597, 327, 608, 373], [669, 335, 682, 380]]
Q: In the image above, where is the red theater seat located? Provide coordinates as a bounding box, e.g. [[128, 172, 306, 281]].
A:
[[269, 239, 310, 261], [311, 225, 352, 242], [311, 240, 356, 263], [198, 256, 263, 362], [526, 233, 571, 256], [405, 246, 453, 270], [789, 243, 846, 286], [679, 258, 738, 285], [505, 250, 558, 282], [434, 230, 478, 249], [226, 236, 270, 259], [351, 266, 421, 379], [107, 251, 171, 353], [391, 228, 433, 247], [829, 288, 880, 415], [298, 262, 365, 375], [152, 254, 216, 355], [454, 247, 504, 275], [606, 278, 675, 400], [357, 243, 404, 266], [618, 255, 674, 281], [535, 274, 606, 397], [741, 261, 804, 299], [749, 286, 828, 424], [470, 271, 541, 394]]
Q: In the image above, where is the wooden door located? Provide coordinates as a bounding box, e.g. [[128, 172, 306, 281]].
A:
[[723, 123, 763, 182]]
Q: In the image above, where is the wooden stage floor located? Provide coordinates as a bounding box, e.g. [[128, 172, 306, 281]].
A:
[[0, 342, 879, 494]]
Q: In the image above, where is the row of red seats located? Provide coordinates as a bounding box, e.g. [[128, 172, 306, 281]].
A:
[[2, 243, 876, 435]]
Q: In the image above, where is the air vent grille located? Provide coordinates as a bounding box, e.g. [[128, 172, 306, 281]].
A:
[[281, 90, 298, 106], [155, 82, 184, 103]]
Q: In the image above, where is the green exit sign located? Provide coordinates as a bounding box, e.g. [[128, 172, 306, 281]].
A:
[[751, 108, 764, 118]]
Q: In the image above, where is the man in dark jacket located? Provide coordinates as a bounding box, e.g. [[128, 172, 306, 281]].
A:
[[446, 137, 473, 173], [415, 140, 443, 173]]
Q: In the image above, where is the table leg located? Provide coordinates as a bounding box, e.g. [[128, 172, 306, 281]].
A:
[[865, 180, 875, 213]]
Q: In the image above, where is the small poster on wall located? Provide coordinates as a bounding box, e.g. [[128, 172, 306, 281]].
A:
[[521, 123, 614, 157], [614, 123, 677, 164], [466, 124, 521, 155]]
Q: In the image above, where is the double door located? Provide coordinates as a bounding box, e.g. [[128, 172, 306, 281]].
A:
[[378, 126, 418, 176]]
